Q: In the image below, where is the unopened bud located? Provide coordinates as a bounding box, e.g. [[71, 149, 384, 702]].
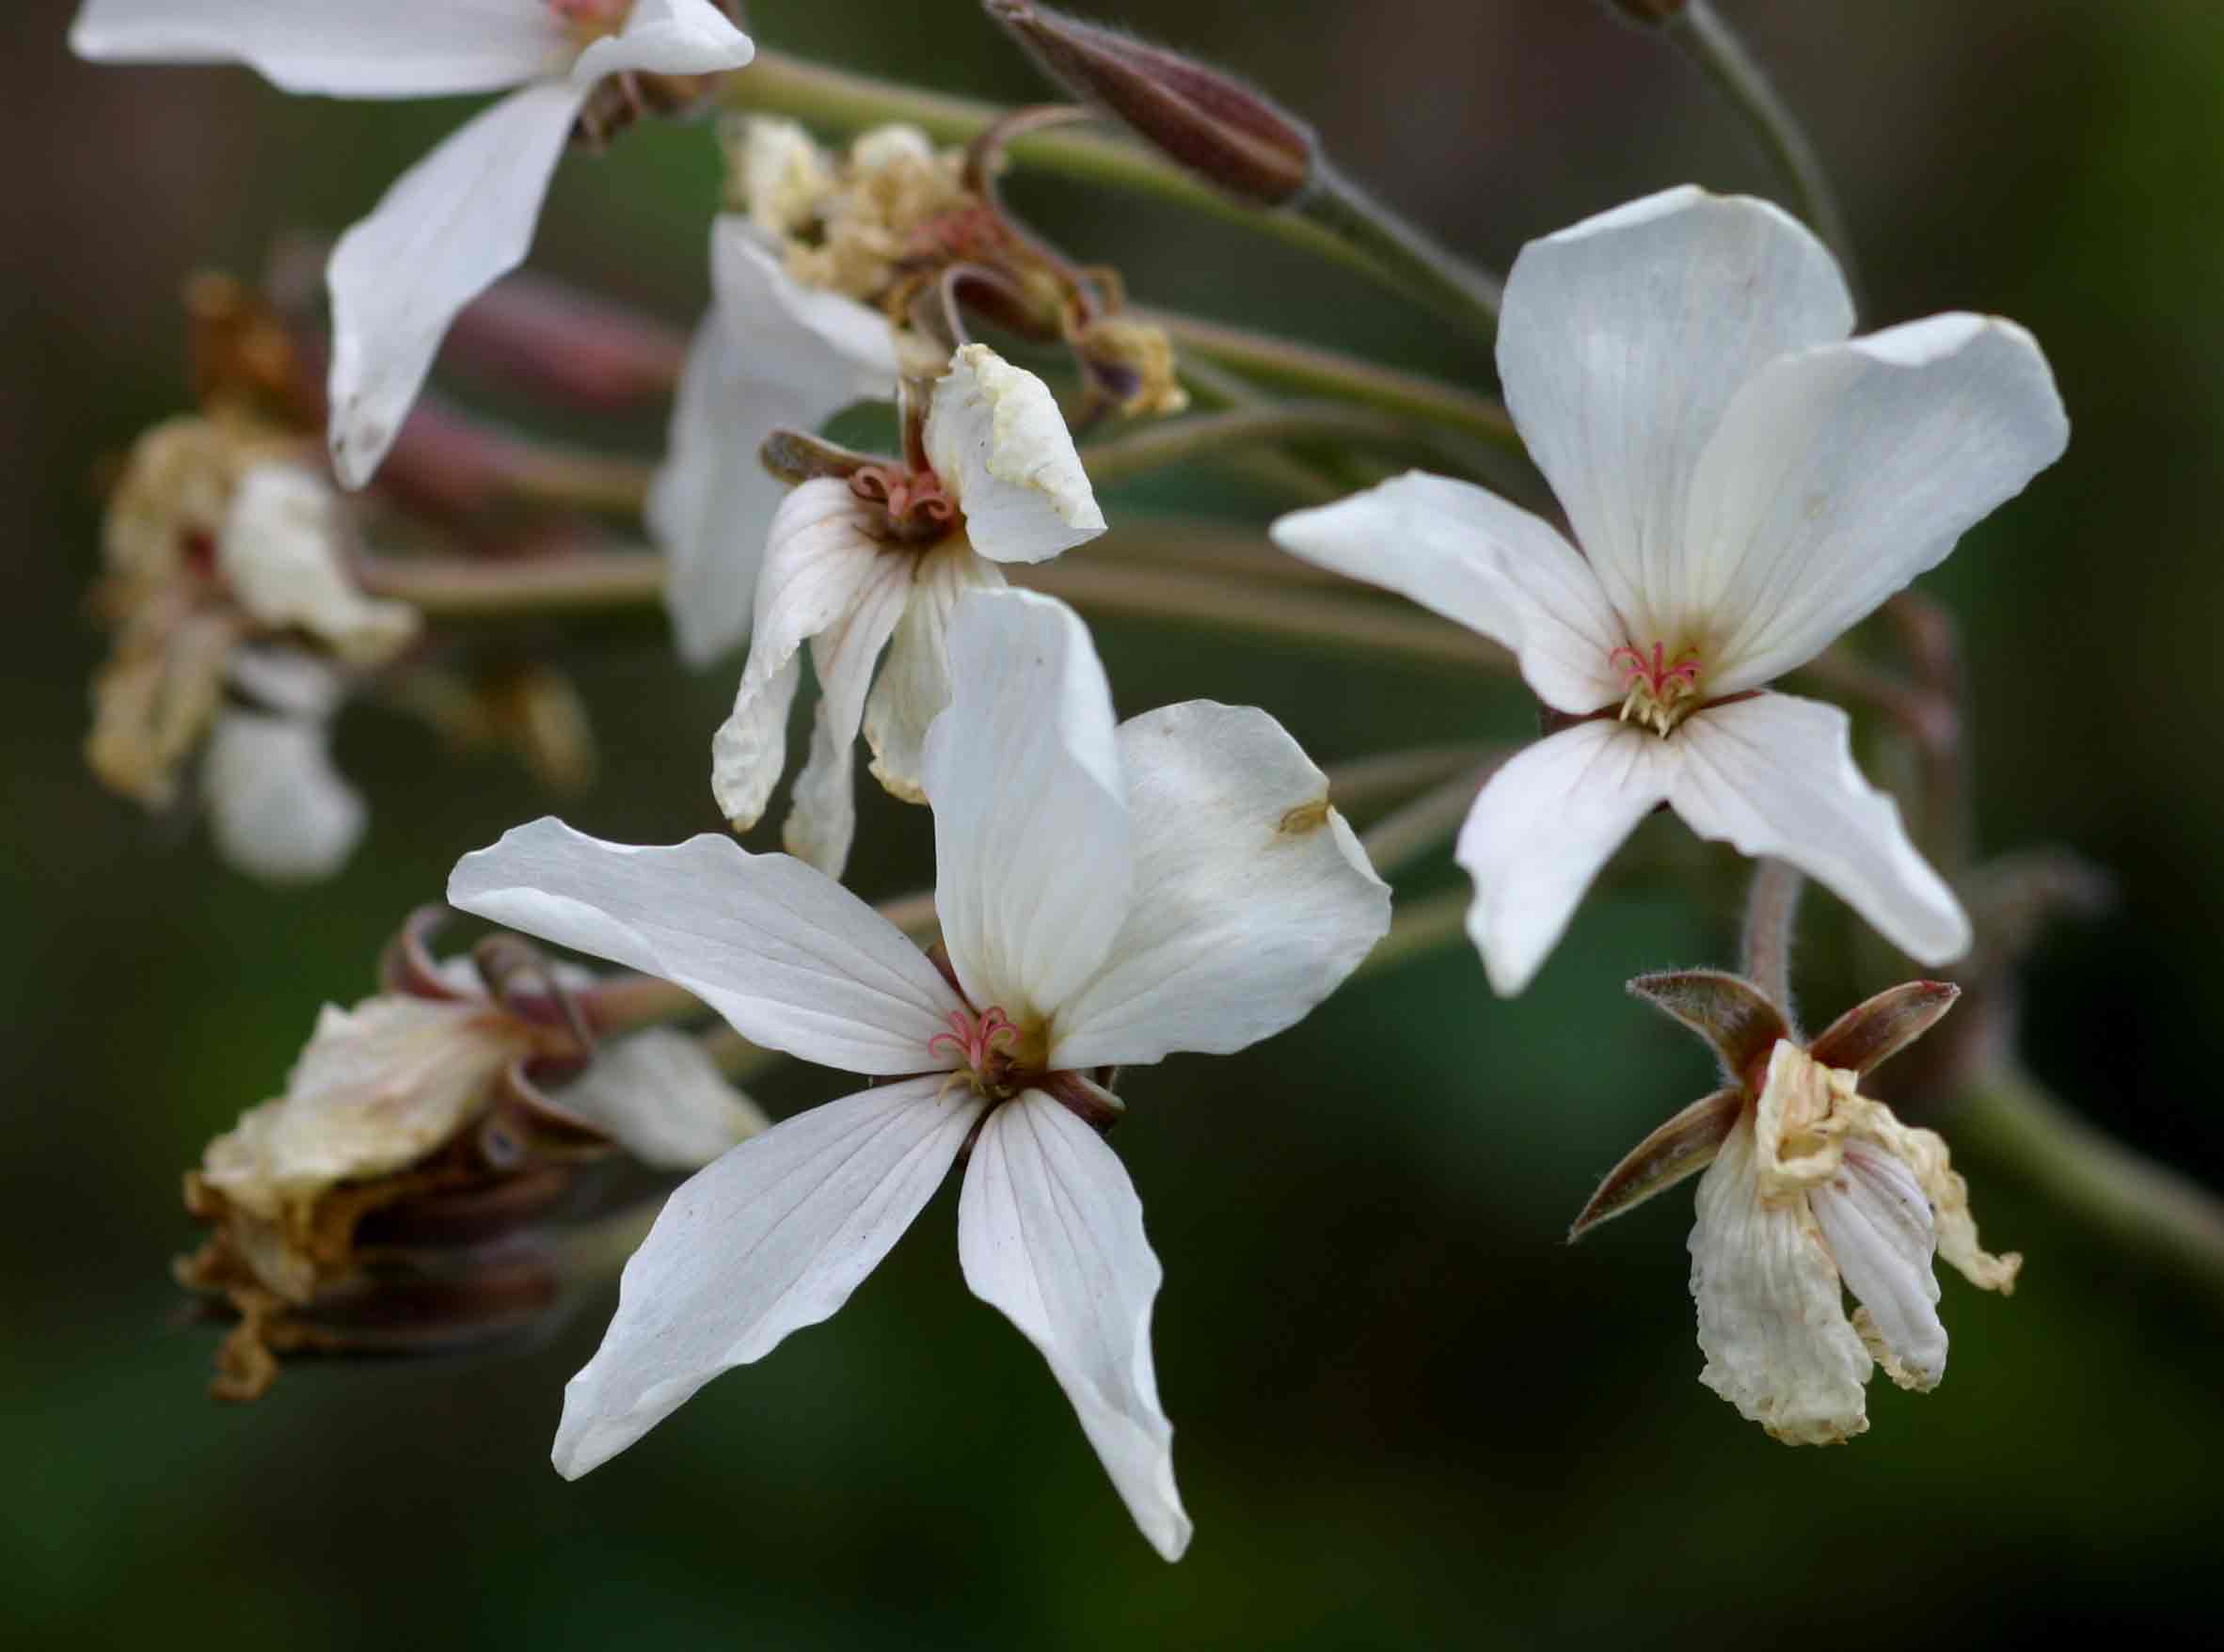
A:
[[984, 1, 1315, 206]]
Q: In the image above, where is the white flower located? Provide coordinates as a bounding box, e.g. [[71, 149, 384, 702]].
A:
[[71, 0, 755, 487], [650, 215, 898, 667], [710, 343, 1105, 875], [447, 588, 1390, 1559], [200, 649, 370, 884], [1691, 1041, 2019, 1445], [1272, 186, 2069, 993]]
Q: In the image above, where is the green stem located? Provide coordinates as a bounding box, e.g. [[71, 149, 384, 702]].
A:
[[1357, 761, 1503, 877], [1293, 163, 1503, 345], [355, 550, 665, 616], [1739, 859, 1803, 1016], [1352, 888, 1470, 982], [1081, 403, 1417, 487], [1668, 2, 1861, 301], [1958, 1067, 2224, 1311]]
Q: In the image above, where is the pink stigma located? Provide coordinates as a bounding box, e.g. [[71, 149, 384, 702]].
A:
[[851, 463, 958, 532], [927, 1006, 1020, 1073], [1609, 641, 1701, 699], [548, 0, 629, 24]]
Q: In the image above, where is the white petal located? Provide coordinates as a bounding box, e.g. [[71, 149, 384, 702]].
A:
[[1670, 693, 1969, 965], [782, 699, 861, 879], [226, 645, 345, 718], [1498, 186, 1853, 641], [1049, 703, 1390, 1071], [219, 464, 419, 661], [554, 1075, 980, 1477], [650, 226, 896, 667], [925, 590, 1131, 1024], [570, 0, 754, 86], [326, 80, 587, 489], [708, 478, 898, 832], [1454, 721, 1676, 996], [556, 1026, 770, 1171], [1269, 471, 1625, 714], [862, 540, 1006, 803], [70, 0, 568, 96], [1682, 315, 2070, 691], [202, 707, 367, 883], [1690, 1121, 1871, 1445], [447, 818, 967, 1075], [1809, 1141, 1947, 1390], [924, 345, 1104, 564], [959, 1092, 1190, 1560]]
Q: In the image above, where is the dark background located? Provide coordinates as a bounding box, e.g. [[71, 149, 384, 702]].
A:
[[7, 1, 2221, 1644]]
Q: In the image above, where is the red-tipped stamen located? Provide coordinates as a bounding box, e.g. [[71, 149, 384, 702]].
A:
[[927, 1006, 1021, 1073], [1609, 641, 1702, 699]]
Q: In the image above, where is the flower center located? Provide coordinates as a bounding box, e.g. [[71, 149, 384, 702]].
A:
[[548, 0, 629, 39], [1608, 641, 1704, 737], [929, 1005, 1024, 1097], [851, 463, 959, 543]]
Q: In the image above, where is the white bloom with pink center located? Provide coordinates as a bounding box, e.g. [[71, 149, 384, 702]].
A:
[[447, 589, 1390, 1559], [71, 1, 755, 488], [1272, 185, 2069, 994], [710, 342, 1105, 876]]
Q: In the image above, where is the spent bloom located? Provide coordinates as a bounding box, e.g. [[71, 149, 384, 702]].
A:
[[71, 0, 755, 488], [711, 342, 1106, 875], [1273, 185, 2069, 993], [448, 589, 1390, 1558], [1571, 971, 2019, 1445]]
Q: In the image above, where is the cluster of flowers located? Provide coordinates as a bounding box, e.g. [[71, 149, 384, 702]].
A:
[[74, 1, 2068, 1560]]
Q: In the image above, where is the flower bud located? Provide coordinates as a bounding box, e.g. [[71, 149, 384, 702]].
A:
[[983, 1, 1316, 206]]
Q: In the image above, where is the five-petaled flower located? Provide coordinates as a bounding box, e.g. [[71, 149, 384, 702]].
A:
[[1273, 185, 2070, 993], [447, 588, 1390, 1559], [1570, 971, 2020, 1445], [71, 0, 755, 488], [710, 342, 1106, 875]]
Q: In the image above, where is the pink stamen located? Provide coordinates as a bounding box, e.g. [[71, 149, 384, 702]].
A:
[[850, 463, 957, 530], [927, 1006, 1020, 1073], [548, 0, 629, 24], [1608, 641, 1702, 698]]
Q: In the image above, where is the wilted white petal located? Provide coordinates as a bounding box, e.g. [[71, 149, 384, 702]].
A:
[[959, 1092, 1190, 1561], [556, 1026, 769, 1171], [70, 0, 569, 96], [1455, 721, 1676, 996], [1670, 694, 1969, 966], [1270, 470, 1625, 714], [555, 1076, 981, 1477], [651, 224, 898, 667], [925, 591, 1131, 1023], [202, 997, 527, 1220], [1684, 315, 2070, 691], [326, 79, 588, 489], [735, 117, 833, 235], [1810, 1141, 1947, 1390], [1690, 1121, 1871, 1445], [925, 345, 1104, 564], [709, 478, 898, 831], [225, 646, 345, 719], [1498, 186, 1852, 640], [570, 0, 754, 86], [862, 540, 1006, 803], [447, 818, 967, 1074], [1050, 703, 1390, 1071], [219, 464, 418, 661], [202, 707, 367, 883]]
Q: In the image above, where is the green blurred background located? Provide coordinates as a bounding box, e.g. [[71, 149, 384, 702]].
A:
[[8, 0, 2222, 1644]]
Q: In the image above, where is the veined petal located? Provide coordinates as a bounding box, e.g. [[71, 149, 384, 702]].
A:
[[1455, 721, 1676, 996], [70, 0, 569, 96], [447, 818, 967, 1075], [1690, 1121, 1871, 1445], [556, 1026, 769, 1171], [1686, 315, 2069, 691], [1809, 1141, 1947, 1391], [570, 0, 754, 86], [959, 1092, 1190, 1561], [326, 79, 587, 489], [863, 540, 1007, 803], [201, 707, 367, 883], [1498, 186, 1852, 641], [708, 478, 894, 832], [924, 345, 1104, 564], [925, 591, 1131, 1024], [1270, 471, 1624, 713], [1049, 702, 1390, 1070], [554, 1076, 981, 1478], [650, 223, 897, 667], [1670, 694, 1970, 966], [220, 464, 419, 662]]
